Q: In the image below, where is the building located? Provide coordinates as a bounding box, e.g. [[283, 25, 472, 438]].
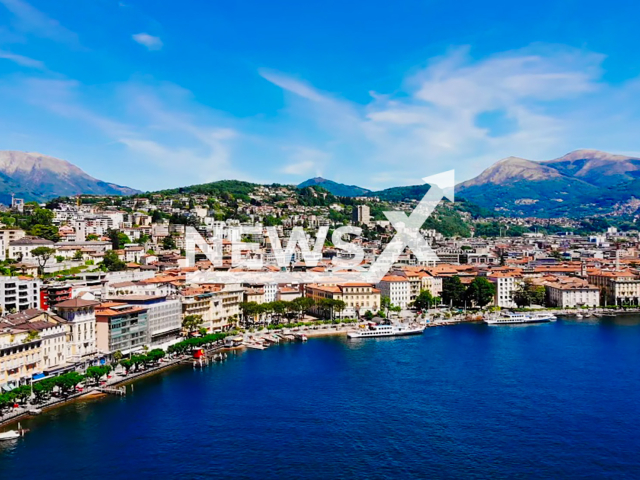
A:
[[0, 228, 25, 259], [0, 276, 41, 313], [95, 303, 149, 355], [588, 270, 640, 306], [40, 284, 73, 311], [0, 322, 41, 389], [376, 276, 411, 309], [546, 279, 600, 308], [8, 237, 55, 262], [105, 295, 181, 348], [1, 309, 71, 375], [488, 273, 523, 308], [181, 284, 243, 332], [306, 283, 380, 318], [53, 298, 99, 364], [351, 205, 370, 225]]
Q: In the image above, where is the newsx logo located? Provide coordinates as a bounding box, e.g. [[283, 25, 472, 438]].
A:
[[185, 170, 455, 285]]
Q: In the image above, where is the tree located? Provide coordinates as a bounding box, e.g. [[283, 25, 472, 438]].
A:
[[73, 250, 84, 261], [119, 359, 133, 374], [137, 234, 151, 245], [102, 250, 126, 271], [333, 300, 346, 319], [442, 276, 466, 308], [291, 297, 314, 321], [413, 290, 435, 311], [86, 365, 112, 385], [512, 279, 546, 307], [22, 330, 40, 343], [464, 277, 496, 308], [107, 229, 131, 249], [381, 296, 392, 315], [112, 350, 123, 365], [271, 300, 287, 324], [31, 246, 56, 275], [182, 314, 204, 336], [162, 236, 177, 250], [86, 234, 100, 241], [56, 371, 84, 396], [239, 302, 259, 326]]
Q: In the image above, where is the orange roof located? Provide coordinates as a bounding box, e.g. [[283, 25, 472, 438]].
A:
[[380, 275, 409, 282]]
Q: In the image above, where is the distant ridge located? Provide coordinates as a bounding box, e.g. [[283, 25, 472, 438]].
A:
[[456, 149, 640, 217], [298, 177, 372, 197], [0, 151, 139, 203]]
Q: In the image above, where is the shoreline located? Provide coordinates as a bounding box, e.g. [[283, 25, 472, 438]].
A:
[[1, 311, 636, 430]]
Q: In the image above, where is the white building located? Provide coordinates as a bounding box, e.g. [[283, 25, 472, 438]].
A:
[[0, 276, 41, 313], [546, 281, 600, 308], [488, 273, 522, 308], [9, 237, 55, 262], [376, 275, 411, 309]]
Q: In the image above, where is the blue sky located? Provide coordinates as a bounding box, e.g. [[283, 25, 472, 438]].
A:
[[0, 0, 640, 191]]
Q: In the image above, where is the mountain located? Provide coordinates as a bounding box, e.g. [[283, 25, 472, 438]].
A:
[[541, 149, 640, 187], [0, 151, 139, 203], [298, 177, 372, 197], [456, 150, 640, 217]]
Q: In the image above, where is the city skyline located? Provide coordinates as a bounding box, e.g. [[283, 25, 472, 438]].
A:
[[1, 1, 640, 191]]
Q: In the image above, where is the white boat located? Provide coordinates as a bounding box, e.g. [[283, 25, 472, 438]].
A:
[[0, 423, 24, 440], [484, 312, 556, 325], [347, 323, 425, 338]]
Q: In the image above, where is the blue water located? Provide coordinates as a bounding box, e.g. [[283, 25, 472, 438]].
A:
[[2, 316, 640, 479]]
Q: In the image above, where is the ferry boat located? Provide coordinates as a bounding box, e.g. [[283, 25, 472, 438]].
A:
[[484, 312, 556, 325], [347, 323, 425, 338]]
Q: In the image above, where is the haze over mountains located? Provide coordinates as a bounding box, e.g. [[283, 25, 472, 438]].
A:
[[0, 151, 139, 203]]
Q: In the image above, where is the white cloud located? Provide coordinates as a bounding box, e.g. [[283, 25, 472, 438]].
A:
[[132, 33, 163, 51], [260, 45, 622, 186], [280, 147, 329, 176], [0, 50, 44, 69], [0, 0, 79, 44]]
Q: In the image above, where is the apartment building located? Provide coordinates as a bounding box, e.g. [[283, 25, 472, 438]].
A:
[[376, 275, 411, 309], [0, 276, 41, 313], [106, 295, 182, 348], [95, 303, 149, 355], [488, 273, 523, 308]]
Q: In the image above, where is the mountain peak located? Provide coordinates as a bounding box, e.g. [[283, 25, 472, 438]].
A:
[[461, 155, 560, 188], [0, 150, 139, 202], [555, 149, 640, 163]]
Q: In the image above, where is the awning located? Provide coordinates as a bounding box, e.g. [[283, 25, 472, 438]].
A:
[[32, 373, 46, 380]]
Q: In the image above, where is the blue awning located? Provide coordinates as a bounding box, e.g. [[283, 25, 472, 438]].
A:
[[32, 373, 46, 380]]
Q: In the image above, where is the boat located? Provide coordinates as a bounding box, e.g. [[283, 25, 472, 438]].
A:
[[0, 423, 25, 441], [484, 312, 557, 325], [347, 322, 425, 338], [27, 408, 42, 415]]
